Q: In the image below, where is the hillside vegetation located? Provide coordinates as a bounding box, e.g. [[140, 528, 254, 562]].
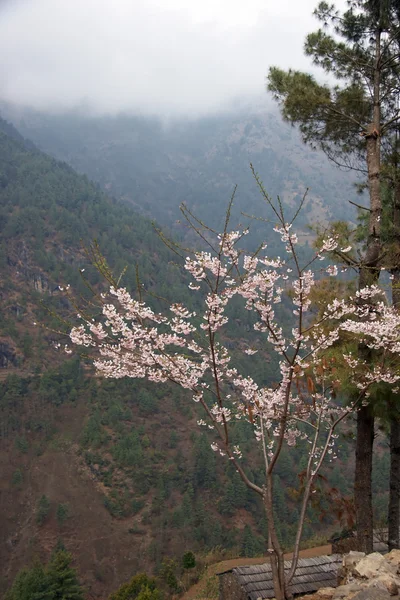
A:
[[1, 103, 360, 245], [0, 115, 389, 599]]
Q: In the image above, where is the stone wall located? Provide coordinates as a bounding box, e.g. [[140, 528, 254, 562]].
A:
[[304, 550, 400, 600]]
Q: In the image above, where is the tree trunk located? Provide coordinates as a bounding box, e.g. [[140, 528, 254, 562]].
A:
[[264, 478, 287, 600], [389, 414, 400, 549], [354, 131, 380, 552], [388, 183, 400, 550], [355, 405, 375, 552], [354, 29, 382, 551]]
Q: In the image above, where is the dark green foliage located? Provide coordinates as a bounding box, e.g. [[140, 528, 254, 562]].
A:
[[218, 473, 248, 516], [268, 1, 400, 164], [11, 468, 23, 487], [53, 539, 67, 554], [241, 525, 265, 558], [131, 499, 145, 515], [218, 481, 237, 516], [135, 587, 161, 600], [372, 450, 390, 523], [105, 401, 132, 426], [372, 451, 390, 492], [36, 494, 51, 526], [56, 504, 69, 526], [0, 361, 86, 443], [81, 413, 109, 449], [168, 431, 178, 449], [5, 562, 52, 600], [192, 434, 216, 490], [273, 476, 289, 524], [103, 496, 122, 518], [14, 436, 28, 453], [160, 559, 179, 593], [38, 359, 82, 406], [109, 573, 159, 600], [0, 375, 30, 440], [22, 333, 33, 358], [46, 550, 84, 600], [5, 550, 84, 600], [112, 430, 142, 467], [138, 390, 158, 416], [182, 551, 196, 570]]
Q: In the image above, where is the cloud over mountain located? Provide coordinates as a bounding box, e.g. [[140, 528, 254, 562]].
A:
[[0, 0, 339, 116]]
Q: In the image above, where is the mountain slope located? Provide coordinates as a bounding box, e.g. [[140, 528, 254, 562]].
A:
[[0, 115, 388, 600], [0, 116, 201, 597], [1, 103, 360, 245], [0, 116, 290, 599]]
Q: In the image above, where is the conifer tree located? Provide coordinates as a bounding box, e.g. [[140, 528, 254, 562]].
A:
[[268, 0, 400, 553], [5, 562, 52, 600], [46, 550, 84, 600], [382, 136, 400, 550]]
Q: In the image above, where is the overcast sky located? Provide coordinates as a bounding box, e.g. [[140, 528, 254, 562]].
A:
[[0, 0, 346, 116]]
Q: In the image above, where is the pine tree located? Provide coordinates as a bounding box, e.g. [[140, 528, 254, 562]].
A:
[[46, 550, 84, 600], [383, 150, 400, 550], [182, 551, 196, 570], [192, 434, 216, 490], [241, 525, 264, 557], [268, 0, 400, 553], [218, 481, 236, 515], [5, 562, 52, 600], [36, 494, 51, 526]]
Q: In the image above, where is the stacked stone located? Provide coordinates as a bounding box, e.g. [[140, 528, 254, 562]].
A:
[[303, 550, 400, 600]]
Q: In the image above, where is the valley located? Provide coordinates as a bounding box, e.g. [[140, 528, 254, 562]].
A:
[[0, 107, 390, 598]]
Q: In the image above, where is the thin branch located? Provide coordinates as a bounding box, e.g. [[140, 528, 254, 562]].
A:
[[349, 199, 372, 212]]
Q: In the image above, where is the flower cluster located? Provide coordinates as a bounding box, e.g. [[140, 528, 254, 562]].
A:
[[67, 221, 400, 532]]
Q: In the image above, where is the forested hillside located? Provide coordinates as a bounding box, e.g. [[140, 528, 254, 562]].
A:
[[0, 115, 389, 599], [1, 102, 360, 246]]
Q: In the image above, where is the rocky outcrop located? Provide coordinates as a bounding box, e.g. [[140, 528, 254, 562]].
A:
[[31, 272, 51, 293], [303, 550, 400, 600], [0, 341, 18, 368], [6, 239, 53, 294]]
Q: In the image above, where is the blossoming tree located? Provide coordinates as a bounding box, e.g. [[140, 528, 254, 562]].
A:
[[66, 198, 400, 600]]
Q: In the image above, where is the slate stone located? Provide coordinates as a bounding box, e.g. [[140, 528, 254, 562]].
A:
[[352, 587, 391, 600]]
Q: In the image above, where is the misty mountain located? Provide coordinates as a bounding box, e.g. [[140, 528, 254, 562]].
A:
[[0, 111, 389, 600], [0, 114, 288, 597], [1, 101, 360, 246], [0, 114, 196, 596]]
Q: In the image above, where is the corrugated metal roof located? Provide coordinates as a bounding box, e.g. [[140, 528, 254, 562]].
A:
[[230, 554, 342, 599]]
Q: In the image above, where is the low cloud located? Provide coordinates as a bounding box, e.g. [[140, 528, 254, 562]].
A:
[[0, 0, 340, 116]]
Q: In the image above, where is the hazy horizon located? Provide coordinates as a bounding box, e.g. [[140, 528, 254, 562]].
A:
[[0, 0, 346, 118]]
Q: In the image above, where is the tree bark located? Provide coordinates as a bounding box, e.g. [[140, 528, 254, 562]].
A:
[[264, 477, 286, 600], [354, 29, 382, 553], [389, 413, 400, 550], [364, 131, 382, 269], [354, 131, 380, 554], [355, 405, 375, 552], [388, 183, 400, 550]]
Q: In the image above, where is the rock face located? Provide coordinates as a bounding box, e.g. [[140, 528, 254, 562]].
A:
[[303, 550, 400, 600], [0, 341, 18, 368]]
